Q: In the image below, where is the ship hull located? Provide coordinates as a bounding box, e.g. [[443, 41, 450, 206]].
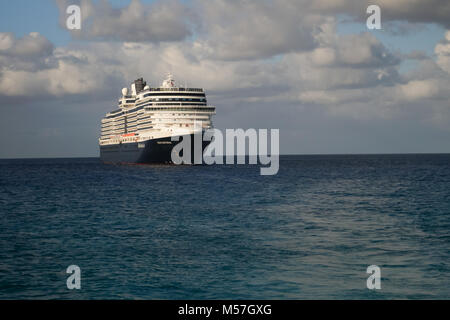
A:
[[100, 133, 210, 164]]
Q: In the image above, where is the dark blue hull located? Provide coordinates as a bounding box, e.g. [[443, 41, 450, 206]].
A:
[[100, 133, 209, 164]]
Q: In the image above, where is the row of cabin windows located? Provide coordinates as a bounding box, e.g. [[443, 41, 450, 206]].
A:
[[103, 115, 150, 126], [144, 107, 215, 112], [118, 99, 135, 105], [105, 104, 212, 120], [141, 92, 205, 98], [144, 88, 203, 93], [136, 98, 206, 107]]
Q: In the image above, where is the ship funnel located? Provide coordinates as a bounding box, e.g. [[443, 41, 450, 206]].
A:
[[134, 78, 147, 94]]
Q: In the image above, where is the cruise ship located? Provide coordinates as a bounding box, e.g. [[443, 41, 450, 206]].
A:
[[99, 74, 215, 163]]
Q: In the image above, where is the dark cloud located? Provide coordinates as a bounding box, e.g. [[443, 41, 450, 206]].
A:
[[310, 0, 450, 28]]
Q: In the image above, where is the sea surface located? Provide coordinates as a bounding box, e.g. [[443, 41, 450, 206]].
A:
[[0, 154, 449, 299]]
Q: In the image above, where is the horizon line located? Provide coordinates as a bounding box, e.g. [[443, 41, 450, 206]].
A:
[[1, 152, 450, 160]]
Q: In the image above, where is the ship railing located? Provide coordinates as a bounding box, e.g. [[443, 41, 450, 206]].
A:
[[146, 88, 204, 93]]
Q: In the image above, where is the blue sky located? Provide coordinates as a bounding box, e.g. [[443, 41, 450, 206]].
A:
[[1, 0, 450, 157], [337, 18, 447, 73], [1, 1, 446, 56], [0, 0, 69, 45], [0, 0, 161, 46], [338, 21, 445, 55]]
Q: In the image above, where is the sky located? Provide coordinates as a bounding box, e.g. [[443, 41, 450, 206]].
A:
[[0, 0, 450, 158]]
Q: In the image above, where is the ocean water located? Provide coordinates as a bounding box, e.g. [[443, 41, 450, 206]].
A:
[[0, 154, 449, 299]]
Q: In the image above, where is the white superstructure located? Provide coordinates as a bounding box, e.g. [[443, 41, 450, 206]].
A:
[[99, 73, 215, 146]]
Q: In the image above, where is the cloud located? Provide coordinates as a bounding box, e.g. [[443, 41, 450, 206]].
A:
[[278, 22, 401, 107], [191, 0, 320, 60], [310, 0, 450, 28], [398, 79, 440, 101], [2, 1, 450, 157], [435, 30, 450, 73], [309, 31, 400, 68], [0, 32, 54, 71], [1, 1, 449, 126], [0, 32, 53, 57], [53, 0, 450, 61], [0, 33, 122, 97], [0, 27, 446, 122], [55, 0, 193, 43], [404, 50, 429, 60]]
